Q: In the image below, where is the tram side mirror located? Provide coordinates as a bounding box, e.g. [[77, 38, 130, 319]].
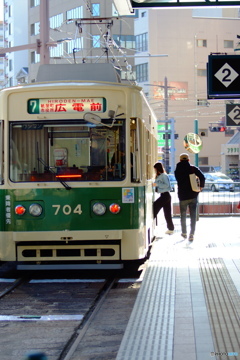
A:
[[108, 110, 115, 119]]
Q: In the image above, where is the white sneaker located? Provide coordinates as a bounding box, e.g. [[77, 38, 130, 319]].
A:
[[165, 230, 174, 235]]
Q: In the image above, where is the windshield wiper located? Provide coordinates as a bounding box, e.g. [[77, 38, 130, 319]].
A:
[[38, 158, 71, 190]]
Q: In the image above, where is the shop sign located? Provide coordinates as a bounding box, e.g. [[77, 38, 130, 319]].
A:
[[225, 145, 240, 155]]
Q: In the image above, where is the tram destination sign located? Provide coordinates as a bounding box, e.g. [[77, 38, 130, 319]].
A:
[[226, 104, 240, 126], [207, 55, 240, 99], [27, 98, 107, 114]]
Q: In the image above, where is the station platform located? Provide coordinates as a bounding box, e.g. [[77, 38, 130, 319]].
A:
[[116, 216, 240, 360]]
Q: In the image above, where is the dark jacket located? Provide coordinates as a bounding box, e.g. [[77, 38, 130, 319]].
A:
[[174, 160, 205, 201]]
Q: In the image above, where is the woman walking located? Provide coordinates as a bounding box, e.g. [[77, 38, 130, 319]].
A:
[[153, 162, 174, 235]]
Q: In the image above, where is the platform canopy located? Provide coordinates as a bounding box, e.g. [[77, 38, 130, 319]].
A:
[[113, 0, 240, 15]]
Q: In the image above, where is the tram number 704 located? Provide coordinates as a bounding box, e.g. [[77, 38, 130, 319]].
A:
[[52, 204, 82, 215]]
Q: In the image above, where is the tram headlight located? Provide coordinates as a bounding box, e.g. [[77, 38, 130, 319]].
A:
[[29, 203, 43, 217], [109, 203, 121, 214], [15, 205, 26, 216], [92, 202, 106, 216]]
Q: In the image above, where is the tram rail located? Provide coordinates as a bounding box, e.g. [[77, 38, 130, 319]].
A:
[[0, 271, 142, 360]]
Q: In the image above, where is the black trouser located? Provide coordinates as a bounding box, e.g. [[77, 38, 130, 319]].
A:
[[154, 192, 174, 231]]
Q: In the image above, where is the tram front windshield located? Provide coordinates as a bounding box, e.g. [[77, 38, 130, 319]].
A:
[[9, 120, 126, 182]]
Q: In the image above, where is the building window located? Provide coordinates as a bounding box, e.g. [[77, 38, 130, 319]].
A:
[[113, 35, 135, 49], [9, 77, 13, 87], [50, 14, 63, 29], [92, 3, 100, 16], [67, 38, 83, 54], [120, 68, 136, 81], [197, 39, 207, 47], [31, 22, 40, 36], [66, 7, 83, 22], [197, 69, 207, 77], [9, 59, 13, 72], [199, 129, 208, 137], [8, 23, 12, 35], [31, 51, 40, 64], [224, 40, 234, 48], [135, 63, 148, 83], [8, 5, 12, 17], [30, 0, 40, 7], [92, 35, 101, 48], [225, 128, 235, 137], [136, 33, 148, 52], [199, 157, 208, 165], [197, 99, 209, 106], [50, 43, 63, 58]]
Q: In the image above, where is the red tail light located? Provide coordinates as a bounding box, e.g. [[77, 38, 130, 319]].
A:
[[15, 205, 26, 216], [109, 203, 121, 214]]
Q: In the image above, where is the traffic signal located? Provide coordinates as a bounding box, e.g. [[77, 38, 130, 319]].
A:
[[163, 134, 170, 139], [209, 126, 226, 132], [163, 133, 179, 139]]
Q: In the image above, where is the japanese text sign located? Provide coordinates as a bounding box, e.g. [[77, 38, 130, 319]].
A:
[[27, 98, 106, 114]]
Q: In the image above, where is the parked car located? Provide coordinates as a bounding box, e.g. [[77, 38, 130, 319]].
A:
[[168, 174, 177, 192], [204, 172, 235, 192]]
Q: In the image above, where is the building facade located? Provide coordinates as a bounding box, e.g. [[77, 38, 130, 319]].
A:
[[28, 0, 135, 82], [3, 0, 28, 87], [134, 8, 240, 175]]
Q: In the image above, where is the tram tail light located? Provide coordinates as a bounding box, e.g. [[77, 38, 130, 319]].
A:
[[15, 205, 26, 216], [109, 203, 121, 214]]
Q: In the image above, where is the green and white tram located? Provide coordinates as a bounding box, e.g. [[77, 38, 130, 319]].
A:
[[0, 63, 158, 269]]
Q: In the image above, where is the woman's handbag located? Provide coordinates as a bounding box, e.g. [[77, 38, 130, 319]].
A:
[[189, 169, 200, 192]]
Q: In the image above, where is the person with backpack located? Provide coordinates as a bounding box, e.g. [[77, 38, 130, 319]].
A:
[[174, 153, 205, 242]]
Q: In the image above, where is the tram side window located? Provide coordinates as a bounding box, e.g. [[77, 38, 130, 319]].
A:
[[146, 130, 152, 180], [130, 117, 142, 183], [9, 121, 126, 182]]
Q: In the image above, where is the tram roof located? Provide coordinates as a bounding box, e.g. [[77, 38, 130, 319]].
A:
[[36, 63, 122, 83]]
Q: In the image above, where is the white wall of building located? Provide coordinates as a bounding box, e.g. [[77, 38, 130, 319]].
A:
[[4, 0, 28, 86]]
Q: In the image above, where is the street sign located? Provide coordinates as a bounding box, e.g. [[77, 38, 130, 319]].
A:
[[157, 124, 170, 147], [207, 55, 240, 99], [226, 104, 240, 126]]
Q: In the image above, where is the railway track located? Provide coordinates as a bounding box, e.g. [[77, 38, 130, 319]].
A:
[[0, 267, 143, 360]]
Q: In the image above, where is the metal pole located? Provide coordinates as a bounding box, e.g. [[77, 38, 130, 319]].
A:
[[194, 119, 198, 167], [40, 0, 50, 65], [164, 77, 169, 172], [170, 118, 175, 172]]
